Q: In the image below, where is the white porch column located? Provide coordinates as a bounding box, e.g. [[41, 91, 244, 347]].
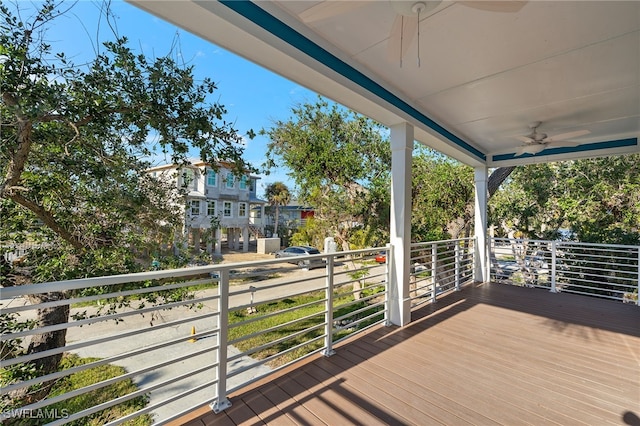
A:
[[214, 228, 222, 255], [474, 166, 488, 282], [242, 227, 249, 252], [193, 228, 201, 253], [389, 122, 413, 326], [228, 228, 236, 250]]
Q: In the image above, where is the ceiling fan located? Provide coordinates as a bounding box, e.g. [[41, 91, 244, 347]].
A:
[[511, 122, 591, 156], [299, 1, 527, 66]]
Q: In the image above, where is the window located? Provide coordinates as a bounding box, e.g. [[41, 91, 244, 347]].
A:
[[239, 175, 248, 190], [238, 202, 247, 218], [225, 172, 234, 189], [223, 201, 232, 217], [182, 169, 197, 191], [190, 200, 200, 216], [207, 200, 217, 216], [207, 169, 217, 187]]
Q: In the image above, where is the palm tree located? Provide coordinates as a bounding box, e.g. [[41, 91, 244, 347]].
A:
[[264, 182, 291, 236]]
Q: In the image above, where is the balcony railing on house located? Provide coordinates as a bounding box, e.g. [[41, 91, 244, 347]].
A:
[[490, 238, 640, 305], [1, 237, 636, 425]]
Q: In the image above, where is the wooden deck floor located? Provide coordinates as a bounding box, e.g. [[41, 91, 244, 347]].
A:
[[175, 282, 640, 426]]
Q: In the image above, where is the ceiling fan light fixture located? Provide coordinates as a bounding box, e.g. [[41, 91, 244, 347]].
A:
[[391, 0, 441, 17]]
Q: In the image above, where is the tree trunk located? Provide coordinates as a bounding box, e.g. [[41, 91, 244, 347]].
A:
[[8, 292, 70, 405], [446, 166, 516, 239], [439, 166, 516, 287], [488, 166, 516, 197]]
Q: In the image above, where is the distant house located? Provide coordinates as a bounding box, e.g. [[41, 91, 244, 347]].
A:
[[264, 200, 315, 235], [147, 159, 267, 254]]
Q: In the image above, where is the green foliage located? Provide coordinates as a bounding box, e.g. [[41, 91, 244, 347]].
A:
[[290, 217, 325, 248], [264, 182, 291, 236], [411, 149, 474, 241], [490, 155, 640, 244], [262, 97, 391, 249], [0, 314, 38, 394], [1, 0, 247, 257], [0, 0, 247, 408], [229, 285, 385, 367], [46, 354, 151, 426]]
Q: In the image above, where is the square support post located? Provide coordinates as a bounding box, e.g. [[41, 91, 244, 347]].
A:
[[474, 167, 488, 283], [389, 122, 413, 326]]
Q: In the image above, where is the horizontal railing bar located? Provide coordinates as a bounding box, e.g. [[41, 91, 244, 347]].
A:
[[558, 269, 637, 282], [2, 293, 219, 341], [1, 311, 219, 367], [48, 362, 216, 426], [332, 318, 385, 346], [558, 253, 638, 263], [228, 289, 326, 316], [110, 377, 219, 426], [493, 238, 639, 251], [14, 344, 218, 413], [1, 248, 389, 299], [229, 322, 326, 361], [228, 310, 326, 346], [1, 277, 218, 315], [558, 288, 623, 300], [556, 277, 636, 290], [228, 298, 326, 329], [332, 292, 385, 312], [1, 329, 220, 395], [342, 309, 386, 327], [228, 330, 326, 369], [333, 302, 385, 324], [228, 275, 327, 298]]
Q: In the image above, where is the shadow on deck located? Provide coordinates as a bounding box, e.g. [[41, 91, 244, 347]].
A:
[[173, 282, 640, 425]]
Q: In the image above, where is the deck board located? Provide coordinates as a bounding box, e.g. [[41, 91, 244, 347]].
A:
[[170, 282, 640, 425]]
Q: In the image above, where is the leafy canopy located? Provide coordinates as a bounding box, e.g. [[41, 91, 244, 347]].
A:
[[262, 98, 391, 248], [489, 155, 640, 244], [1, 0, 249, 276]]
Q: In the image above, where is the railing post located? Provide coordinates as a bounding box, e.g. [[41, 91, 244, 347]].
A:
[[550, 241, 558, 293], [455, 242, 461, 291], [323, 254, 336, 356], [210, 269, 231, 414], [431, 243, 437, 303], [385, 244, 392, 326], [637, 247, 640, 306]]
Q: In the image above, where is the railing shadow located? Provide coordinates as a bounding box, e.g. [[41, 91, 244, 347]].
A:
[[185, 281, 639, 425]]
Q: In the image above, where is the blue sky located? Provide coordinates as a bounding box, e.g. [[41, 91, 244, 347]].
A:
[[41, 0, 317, 196]]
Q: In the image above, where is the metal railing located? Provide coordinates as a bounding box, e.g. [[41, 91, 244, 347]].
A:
[[409, 238, 475, 306], [490, 238, 640, 305], [1, 248, 390, 425]]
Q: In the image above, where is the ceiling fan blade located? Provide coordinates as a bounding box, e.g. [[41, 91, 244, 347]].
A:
[[299, 1, 369, 23], [543, 129, 590, 143], [457, 1, 527, 13], [387, 15, 418, 62], [516, 144, 546, 156]]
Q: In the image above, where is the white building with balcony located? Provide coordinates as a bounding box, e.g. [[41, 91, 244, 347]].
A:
[[147, 159, 266, 255]]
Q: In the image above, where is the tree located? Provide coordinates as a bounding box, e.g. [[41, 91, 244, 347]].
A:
[[1, 1, 248, 402], [262, 98, 391, 250], [264, 181, 291, 236], [490, 155, 640, 244]]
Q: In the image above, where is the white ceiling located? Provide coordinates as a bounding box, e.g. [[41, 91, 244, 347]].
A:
[[128, 0, 639, 167]]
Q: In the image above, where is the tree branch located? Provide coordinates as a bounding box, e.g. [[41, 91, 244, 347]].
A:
[[1, 92, 33, 194], [7, 192, 84, 250]]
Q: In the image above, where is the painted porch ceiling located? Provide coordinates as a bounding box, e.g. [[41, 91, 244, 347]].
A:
[[128, 1, 640, 167]]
